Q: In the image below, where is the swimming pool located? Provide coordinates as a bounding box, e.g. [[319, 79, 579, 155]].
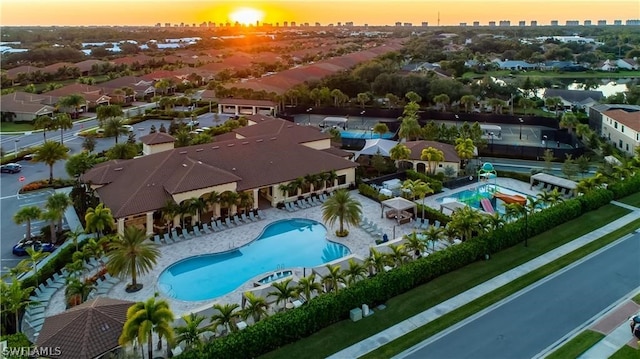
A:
[[438, 184, 530, 214], [340, 130, 394, 139], [157, 218, 350, 301]]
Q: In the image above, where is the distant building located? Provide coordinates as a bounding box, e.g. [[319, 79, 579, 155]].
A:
[[519, 21, 526, 27], [164, 23, 171, 27], [404, 22, 412, 26], [421, 22, 428, 27], [601, 110, 640, 155], [627, 19, 640, 25], [315, 22, 321, 27], [499, 20, 510, 26], [614, 20, 622, 25], [531, 20, 537, 27], [584, 20, 592, 26], [597, 20, 607, 26], [473, 21, 480, 27], [283, 21, 288, 27], [460, 22, 467, 27], [488, 21, 496, 26], [551, 20, 559, 26], [395, 22, 402, 26], [589, 104, 640, 136], [566, 20, 579, 26], [291, 22, 296, 27]]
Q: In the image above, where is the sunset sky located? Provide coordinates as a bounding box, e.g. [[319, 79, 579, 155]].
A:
[[1, 0, 638, 27]]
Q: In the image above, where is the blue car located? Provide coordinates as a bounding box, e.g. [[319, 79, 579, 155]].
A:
[[12, 239, 56, 256]]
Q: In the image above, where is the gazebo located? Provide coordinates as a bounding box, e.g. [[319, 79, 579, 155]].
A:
[[380, 197, 417, 224], [353, 139, 398, 161]]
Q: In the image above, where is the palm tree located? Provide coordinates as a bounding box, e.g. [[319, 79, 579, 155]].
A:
[[268, 278, 298, 308], [106, 143, 138, 160], [210, 303, 240, 334], [174, 313, 207, 351], [58, 94, 86, 119], [46, 192, 72, 234], [388, 244, 409, 266], [26, 247, 49, 289], [85, 203, 115, 239], [559, 113, 579, 135], [403, 232, 426, 258], [106, 226, 160, 292], [187, 197, 207, 225], [486, 212, 506, 231], [423, 225, 444, 251], [52, 113, 73, 144], [321, 264, 346, 293], [433, 94, 450, 112], [421, 147, 445, 175], [366, 247, 390, 275], [321, 189, 362, 236], [220, 191, 239, 219], [449, 206, 482, 241], [120, 294, 175, 359], [34, 115, 54, 141], [389, 143, 411, 171], [296, 274, 322, 303], [66, 226, 85, 252], [96, 104, 124, 127], [504, 203, 526, 222], [455, 137, 476, 168], [41, 209, 59, 243], [342, 259, 368, 286], [545, 97, 562, 116], [33, 141, 69, 184], [103, 117, 129, 144], [237, 191, 254, 215], [460, 95, 476, 113], [241, 292, 269, 323], [399, 117, 421, 141], [547, 188, 564, 206], [65, 277, 96, 307], [1, 277, 34, 333], [82, 135, 97, 153], [13, 206, 42, 241], [372, 123, 389, 137]]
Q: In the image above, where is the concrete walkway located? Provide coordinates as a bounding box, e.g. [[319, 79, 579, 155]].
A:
[[328, 201, 640, 359], [578, 299, 640, 359]]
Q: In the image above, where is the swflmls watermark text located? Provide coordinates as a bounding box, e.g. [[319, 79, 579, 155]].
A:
[[1, 346, 62, 358]]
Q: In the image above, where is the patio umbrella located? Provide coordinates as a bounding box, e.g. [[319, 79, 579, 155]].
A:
[[35, 297, 134, 359]]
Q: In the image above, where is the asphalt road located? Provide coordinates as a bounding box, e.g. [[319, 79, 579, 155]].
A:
[[399, 232, 640, 359]]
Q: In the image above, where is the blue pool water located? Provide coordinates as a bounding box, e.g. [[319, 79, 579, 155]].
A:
[[438, 184, 529, 214], [340, 130, 394, 139], [157, 218, 350, 301]]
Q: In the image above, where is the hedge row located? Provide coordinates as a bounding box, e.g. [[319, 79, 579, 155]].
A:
[[179, 184, 627, 359], [405, 169, 443, 193]]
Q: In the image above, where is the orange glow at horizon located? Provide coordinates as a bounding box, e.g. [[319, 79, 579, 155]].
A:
[[229, 7, 264, 26]]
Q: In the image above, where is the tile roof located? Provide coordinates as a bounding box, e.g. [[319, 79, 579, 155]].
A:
[[5, 65, 40, 79], [140, 132, 175, 145], [83, 119, 356, 218], [543, 89, 604, 103], [35, 297, 134, 359], [404, 140, 461, 163], [218, 98, 277, 107], [604, 109, 640, 131]]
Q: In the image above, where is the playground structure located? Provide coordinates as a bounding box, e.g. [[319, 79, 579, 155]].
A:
[[455, 162, 528, 212]]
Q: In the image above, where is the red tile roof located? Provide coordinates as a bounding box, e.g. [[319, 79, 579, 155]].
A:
[[404, 140, 461, 163], [140, 132, 175, 145], [604, 109, 640, 131]]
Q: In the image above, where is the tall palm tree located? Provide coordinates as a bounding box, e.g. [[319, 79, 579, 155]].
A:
[[220, 191, 239, 219], [460, 95, 477, 113], [295, 274, 323, 302], [210, 303, 240, 334], [342, 259, 368, 286], [204, 191, 221, 219], [403, 232, 426, 258], [366, 247, 390, 276], [321, 264, 346, 293], [241, 292, 268, 323], [421, 147, 445, 175], [65, 277, 96, 307], [58, 93, 86, 119], [237, 191, 254, 215], [106, 226, 160, 292], [398, 117, 421, 141], [41, 209, 60, 244], [174, 313, 207, 351], [96, 104, 124, 127], [103, 117, 129, 144], [433, 94, 450, 112], [455, 137, 476, 168], [52, 113, 73, 144], [34, 115, 54, 141], [559, 113, 579, 135], [268, 278, 298, 308], [449, 206, 482, 241], [119, 294, 175, 359], [13, 206, 42, 241], [389, 143, 411, 171], [66, 226, 85, 252], [33, 141, 69, 184], [0, 277, 35, 333], [187, 197, 207, 225], [321, 189, 362, 237], [324, 170, 338, 190], [402, 179, 433, 218], [46, 192, 72, 234], [388, 244, 409, 266], [85, 203, 115, 239], [423, 225, 444, 252]]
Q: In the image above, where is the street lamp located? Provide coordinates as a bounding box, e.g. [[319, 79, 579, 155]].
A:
[[360, 110, 365, 128], [370, 127, 374, 139], [519, 118, 523, 140], [306, 107, 313, 125], [489, 132, 494, 153], [14, 139, 20, 158], [455, 114, 459, 128]]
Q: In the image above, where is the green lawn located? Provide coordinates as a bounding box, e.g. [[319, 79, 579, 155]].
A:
[[545, 330, 605, 359], [0, 122, 36, 133], [619, 192, 640, 208], [609, 345, 640, 359], [260, 204, 631, 359], [633, 293, 640, 306], [462, 70, 640, 80]]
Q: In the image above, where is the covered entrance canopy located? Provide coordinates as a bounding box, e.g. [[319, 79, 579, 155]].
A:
[[381, 197, 417, 223], [353, 139, 398, 161], [530, 173, 577, 195]]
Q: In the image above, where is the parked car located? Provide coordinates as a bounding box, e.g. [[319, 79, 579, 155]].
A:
[[1, 163, 22, 173], [123, 125, 134, 132], [12, 239, 56, 256], [187, 120, 199, 127], [22, 153, 35, 161]]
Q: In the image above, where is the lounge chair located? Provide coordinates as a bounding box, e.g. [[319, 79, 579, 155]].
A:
[[296, 200, 308, 209], [45, 278, 64, 290], [202, 223, 213, 234], [193, 227, 203, 237], [170, 229, 179, 238], [284, 202, 294, 212], [181, 229, 193, 240], [210, 221, 221, 232], [52, 272, 65, 284], [232, 214, 243, 225], [305, 198, 315, 207], [249, 211, 258, 222], [153, 234, 161, 243], [165, 234, 175, 244], [241, 213, 251, 222], [224, 217, 236, 228], [161, 233, 171, 244], [413, 218, 423, 229], [420, 219, 430, 230], [216, 219, 228, 230], [434, 220, 441, 229], [257, 209, 266, 219]]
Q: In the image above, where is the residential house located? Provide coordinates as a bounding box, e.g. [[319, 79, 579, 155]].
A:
[[218, 98, 278, 116], [616, 58, 639, 70], [491, 59, 539, 71], [542, 88, 604, 110], [589, 104, 640, 134], [81, 117, 358, 235], [600, 109, 640, 155], [99, 76, 156, 101], [402, 140, 461, 176], [44, 83, 111, 111], [0, 92, 55, 122]]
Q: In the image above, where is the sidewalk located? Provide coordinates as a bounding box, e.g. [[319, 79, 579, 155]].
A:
[[328, 202, 640, 359], [578, 299, 640, 359]]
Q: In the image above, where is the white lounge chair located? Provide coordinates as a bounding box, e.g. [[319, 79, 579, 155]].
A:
[[257, 210, 266, 219]]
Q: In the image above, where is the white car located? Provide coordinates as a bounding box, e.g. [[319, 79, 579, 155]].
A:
[[123, 125, 134, 132]]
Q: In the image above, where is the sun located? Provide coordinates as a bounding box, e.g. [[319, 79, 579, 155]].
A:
[[229, 7, 264, 26]]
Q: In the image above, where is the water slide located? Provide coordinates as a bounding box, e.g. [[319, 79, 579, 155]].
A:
[[494, 192, 527, 206], [480, 198, 495, 214]]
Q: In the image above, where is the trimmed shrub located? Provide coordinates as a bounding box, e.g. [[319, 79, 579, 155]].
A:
[[406, 170, 443, 193]]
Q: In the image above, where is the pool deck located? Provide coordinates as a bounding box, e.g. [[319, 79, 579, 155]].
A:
[[35, 178, 541, 339]]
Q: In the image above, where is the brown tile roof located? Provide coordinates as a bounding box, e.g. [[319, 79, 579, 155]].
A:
[[198, 62, 230, 73], [44, 83, 103, 97], [234, 118, 330, 144], [35, 297, 134, 359], [218, 98, 277, 107], [604, 109, 640, 131], [41, 62, 77, 74], [322, 146, 353, 158], [5, 65, 40, 80], [140, 132, 175, 145], [73, 59, 108, 73], [83, 119, 356, 218], [404, 140, 461, 163], [140, 70, 179, 81], [0, 96, 55, 115]]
